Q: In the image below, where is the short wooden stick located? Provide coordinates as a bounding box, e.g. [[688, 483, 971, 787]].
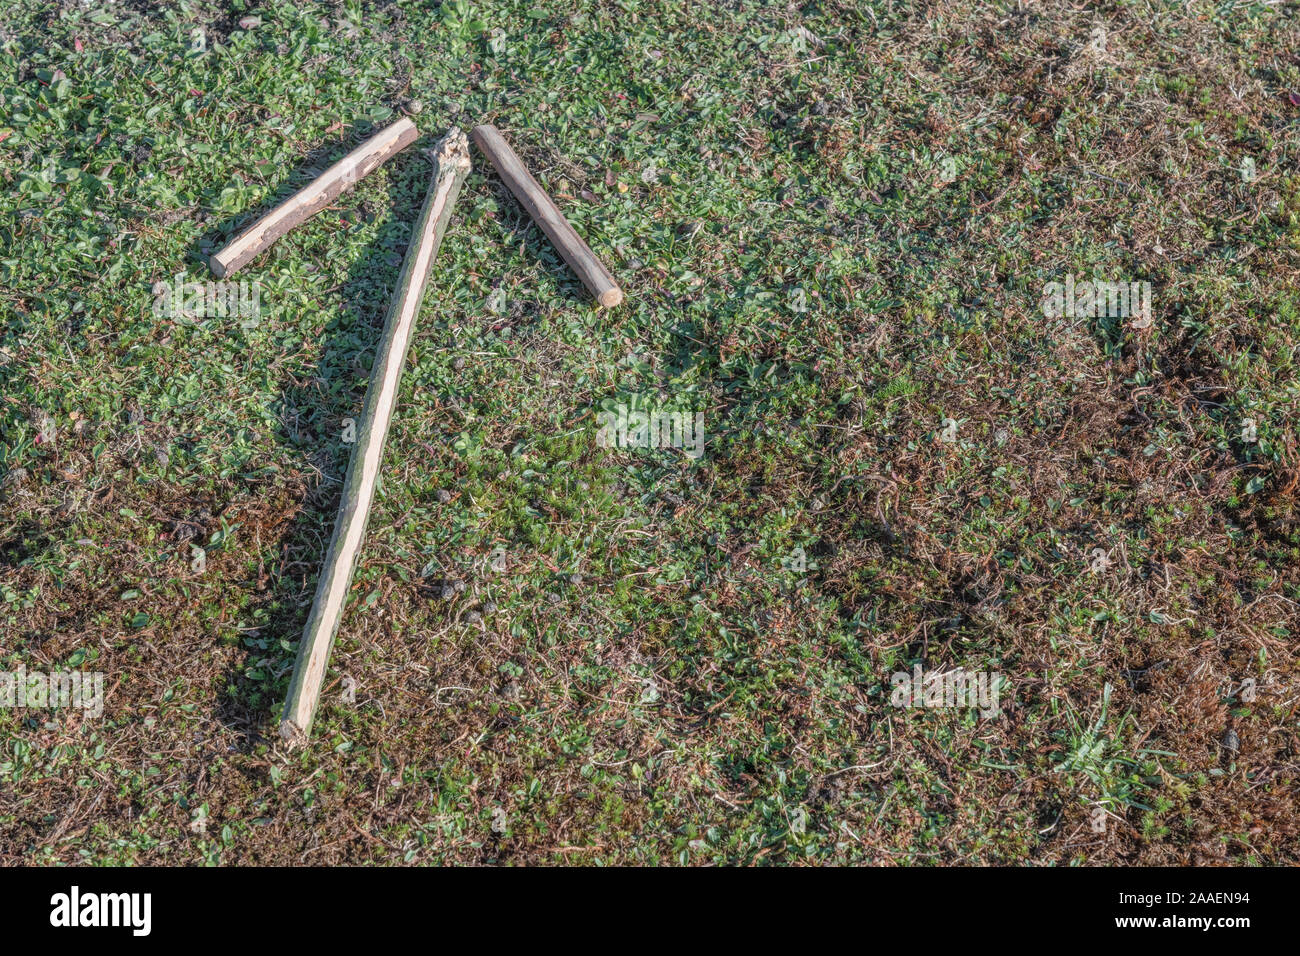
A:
[[210, 117, 420, 279], [280, 127, 472, 745], [470, 124, 623, 308]]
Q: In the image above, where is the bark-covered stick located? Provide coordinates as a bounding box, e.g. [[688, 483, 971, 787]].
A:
[[470, 124, 623, 308], [209, 117, 420, 279], [280, 128, 472, 745]]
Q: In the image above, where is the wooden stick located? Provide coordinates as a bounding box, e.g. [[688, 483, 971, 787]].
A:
[[280, 128, 472, 746], [209, 118, 420, 279], [470, 124, 623, 308]]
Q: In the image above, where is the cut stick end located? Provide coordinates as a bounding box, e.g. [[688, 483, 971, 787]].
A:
[[469, 123, 499, 147], [208, 254, 229, 280], [598, 286, 624, 308]]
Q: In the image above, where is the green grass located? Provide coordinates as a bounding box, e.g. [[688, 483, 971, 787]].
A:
[[1, 0, 1298, 865]]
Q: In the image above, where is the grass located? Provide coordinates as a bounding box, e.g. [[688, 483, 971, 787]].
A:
[[0, 0, 1298, 865]]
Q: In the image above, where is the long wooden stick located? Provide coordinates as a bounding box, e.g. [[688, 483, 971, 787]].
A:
[[280, 128, 472, 745], [210, 118, 420, 279], [470, 124, 623, 308]]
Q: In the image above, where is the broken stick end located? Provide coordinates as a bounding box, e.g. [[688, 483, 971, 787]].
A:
[[433, 126, 472, 176], [279, 718, 309, 749]]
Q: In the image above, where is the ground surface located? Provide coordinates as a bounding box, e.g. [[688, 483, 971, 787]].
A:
[[1, 0, 1298, 865]]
